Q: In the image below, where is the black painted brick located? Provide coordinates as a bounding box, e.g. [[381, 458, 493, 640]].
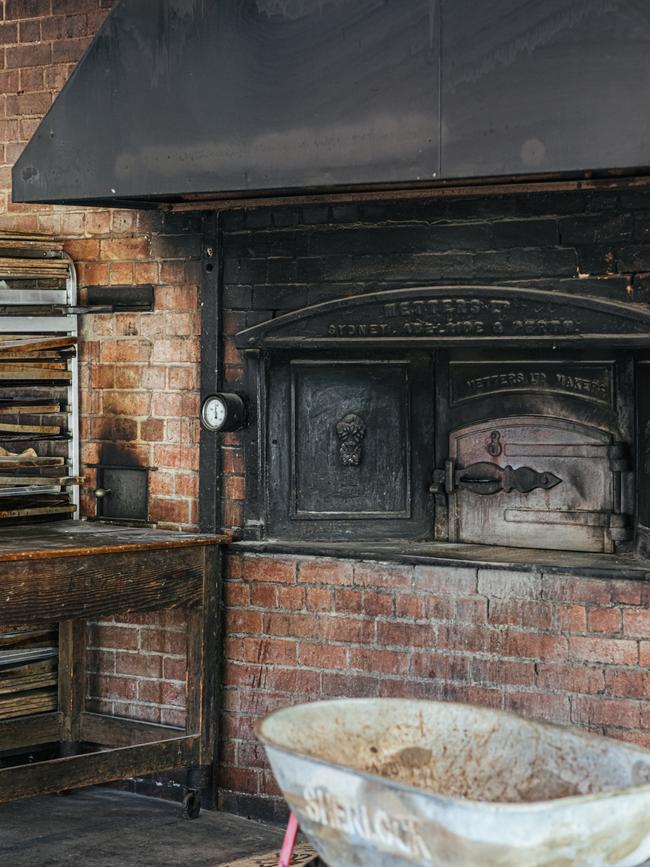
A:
[[559, 213, 633, 245], [223, 285, 253, 310], [576, 246, 616, 275], [616, 245, 650, 273]]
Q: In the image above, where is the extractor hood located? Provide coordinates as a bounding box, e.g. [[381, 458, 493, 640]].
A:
[[12, 0, 650, 207]]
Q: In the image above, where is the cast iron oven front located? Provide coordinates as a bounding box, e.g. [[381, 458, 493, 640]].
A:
[[227, 284, 650, 559]]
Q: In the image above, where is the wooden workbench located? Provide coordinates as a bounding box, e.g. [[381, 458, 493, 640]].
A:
[[0, 521, 229, 810]]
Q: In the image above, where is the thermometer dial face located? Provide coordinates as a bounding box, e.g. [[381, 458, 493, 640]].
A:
[[200, 393, 246, 432], [201, 396, 228, 431]]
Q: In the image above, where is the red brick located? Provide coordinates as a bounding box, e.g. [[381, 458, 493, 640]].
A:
[[334, 589, 363, 614], [411, 652, 470, 681], [227, 610, 263, 635], [224, 474, 245, 501], [249, 583, 277, 609], [263, 612, 320, 640], [611, 580, 646, 606], [320, 616, 376, 645], [322, 673, 380, 698], [140, 630, 186, 655], [88, 624, 138, 651], [505, 691, 571, 724], [640, 641, 650, 667], [299, 642, 348, 670], [264, 668, 321, 694], [305, 587, 334, 611], [223, 448, 245, 474], [349, 648, 409, 675], [243, 556, 296, 584], [437, 624, 502, 655], [92, 675, 138, 702], [623, 610, 650, 638], [354, 561, 412, 589], [6, 41, 51, 68], [115, 652, 163, 679], [573, 697, 641, 728], [100, 236, 150, 261], [558, 604, 587, 633], [413, 565, 477, 595], [588, 607, 622, 634], [153, 444, 199, 471], [604, 669, 649, 698], [377, 621, 434, 649], [503, 631, 568, 661], [542, 576, 611, 605], [478, 569, 541, 600], [6, 0, 50, 17], [232, 637, 298, 666], [297, 559, 353, 586], [395, 593, 427, 619], [471, 658, 535, 687], [224, 580, 250, 608], [218, 766, 259, 795], [568, 636, 638, 665], [149, 496, 190, 525], [363, 591, 393, 617], [139, 418, 165, 442], [536, 663, 605, 695], [101, 339, 151, 363], [276, 585, 305, 611], [489, 600, 552, 629], [102, 390, 151, 416]]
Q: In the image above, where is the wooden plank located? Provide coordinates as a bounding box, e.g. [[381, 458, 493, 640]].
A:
[[0, 368, 71, 382], [0, 475, 81, 486], [0, 667, 57, 696], [0, 423, 61, 435], [0, 627, 57, 650], [0, 546, 204, 623], [0, 505, 76, 520], [0, 258, 69, 279], [0, 457, 65, 468], [0, 362, 68, 372], [0, 711, 62, 751], [0, 526, 226, 562], [79, 712, 183, 748], [216, 845, 320, 867], [0, 336, 76, 355], [0, 690, 57, 719], [0, 404, 60, 414], [59, 620, 86, 745], [0, 734, 200, 803]]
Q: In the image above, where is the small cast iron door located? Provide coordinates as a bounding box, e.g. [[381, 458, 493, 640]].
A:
[[446, 417, 624, 553]]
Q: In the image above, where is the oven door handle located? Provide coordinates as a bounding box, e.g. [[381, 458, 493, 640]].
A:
[[457, 462, 562, 496]]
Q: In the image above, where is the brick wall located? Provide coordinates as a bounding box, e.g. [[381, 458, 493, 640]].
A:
[[3, 0, 650, 821], [217, 189, 650, 818], [221, 553, 650, 819], [0, 2, 200, 734]]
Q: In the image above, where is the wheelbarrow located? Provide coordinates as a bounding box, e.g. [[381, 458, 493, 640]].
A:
[[257, 698, 650, 867]]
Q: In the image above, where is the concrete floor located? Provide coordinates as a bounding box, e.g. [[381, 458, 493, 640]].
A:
[[0, 789, 293, 866]]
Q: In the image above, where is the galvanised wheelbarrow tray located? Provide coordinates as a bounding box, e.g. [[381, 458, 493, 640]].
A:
[[257, 699, 650, 867]]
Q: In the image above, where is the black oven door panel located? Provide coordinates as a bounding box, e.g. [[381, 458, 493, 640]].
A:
[[266, 352, 434, 541]]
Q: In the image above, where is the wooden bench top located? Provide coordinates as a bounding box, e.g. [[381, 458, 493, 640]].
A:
[[0, 521, 230, 563]]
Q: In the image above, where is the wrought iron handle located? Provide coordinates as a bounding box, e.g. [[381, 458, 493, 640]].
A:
[[456, 462, 562, 496]]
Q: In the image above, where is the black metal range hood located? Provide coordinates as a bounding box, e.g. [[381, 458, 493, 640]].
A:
[[12, 0, 650, 207]]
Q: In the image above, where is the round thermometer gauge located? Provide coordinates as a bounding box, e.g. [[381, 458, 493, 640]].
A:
[[200, 393, 246, 433]]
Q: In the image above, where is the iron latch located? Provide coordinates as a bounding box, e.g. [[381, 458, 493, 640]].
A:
[[431, 460, 562, 496], [429, 460, 455, 495]]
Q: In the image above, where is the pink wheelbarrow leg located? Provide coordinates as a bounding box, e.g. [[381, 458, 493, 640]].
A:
[[278, 812, 300, 867]]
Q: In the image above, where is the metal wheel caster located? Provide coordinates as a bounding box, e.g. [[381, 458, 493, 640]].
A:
[[182, 789, 201, 820]]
